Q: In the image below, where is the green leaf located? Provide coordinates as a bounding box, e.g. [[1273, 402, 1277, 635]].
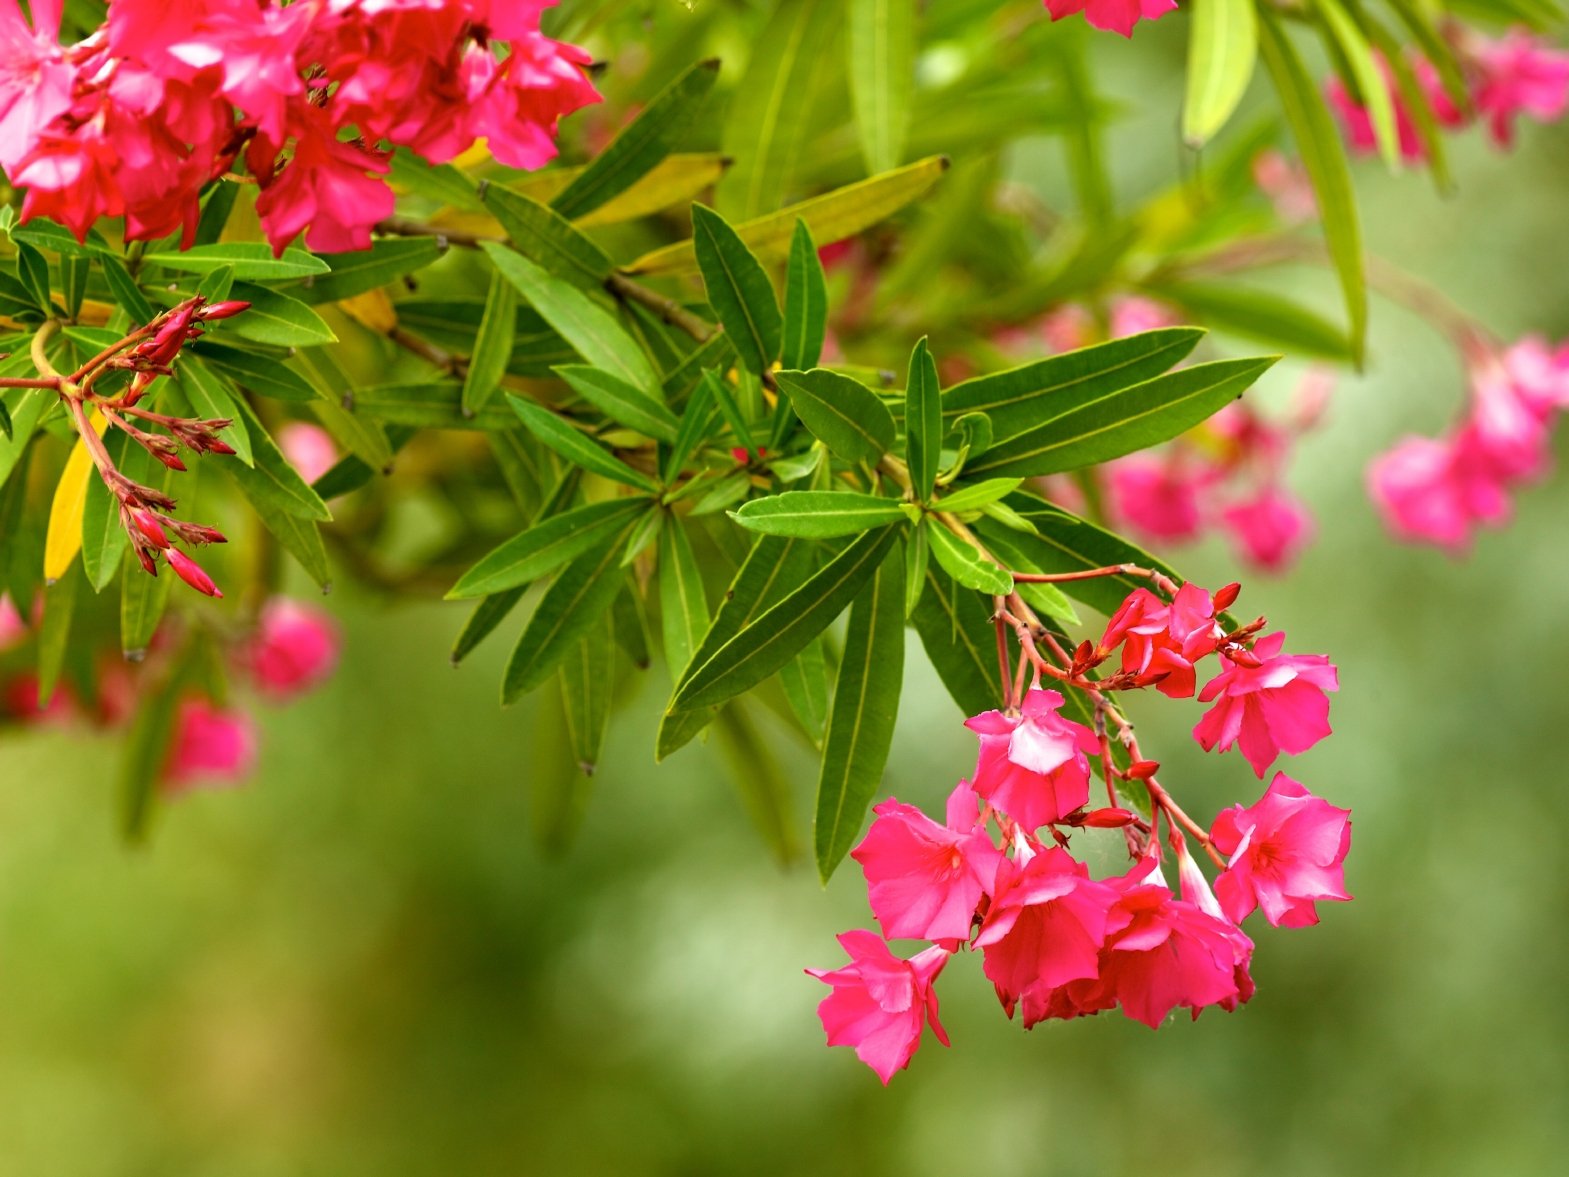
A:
[[389, 148, 485, 212], [905, 337, 942, 500], [662, 372, 717, 482], [294, 238, 444, 305], [701, 369, 757, 452], [560, 622, 616, 775], [1315, 0, 1400, 170], [966, 356, 1277, 479], [120, 543, 173, 661], [1182, 0, 1259, 147], [908, 565, 1004, 716], [658, 516, 710, 680], [225, 283, 337, 347], [224, 398, 333, 521], [143, 243, 329, 281], [483, 243, 658, 392], [848, 0, 916, 174], [775, 368, 896, 463], [904, 520, 929, 617], [1160, 281, 1353, 360], [779, 636, 830, 746], [195, 264, 235, 305], [350, 381, 516, 431], [814, 544, 904, 881], [506, 396, 660, 493], [449, 497, 652, 599], [941, 328, 1205, 440], [712, 703, 801, 865], [195, 342, 319, 402], [81, 431, 130, 592], [9, 220, 111, 258], [462, 269, 519, 417], [36, 562, 80, 707], [782, 219, 829, 372], [17, 243, 50, 310], [482, 184, 615, 287], [256, 503, 332, 591], [934, 477, 1022, 515], [502, 538, 629, 702], [175, 354, 252, 465], [927, 522, 1013, 595], [1259, 9, 1366, 359], [293, 349, 393, 471], [976, 526, 1081, 627], [62, 255, 89, 318], [672, 524, 901, 712], [452, 587, 528, 666], [627, 156, 950, 278], [99, 256, 157, 325], [552, 58, 721, 220], [0, 397, 10, 441], [719, 0, 838, 220], [690, 204, 783, 376], [118, 663, 183, 843], [731, 491, 907, 538], [554, 364, 680, 443]]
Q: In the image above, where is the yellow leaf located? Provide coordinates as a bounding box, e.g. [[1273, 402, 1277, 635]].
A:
[[339, 288, 398, 333], [44, 411, 108, 583]]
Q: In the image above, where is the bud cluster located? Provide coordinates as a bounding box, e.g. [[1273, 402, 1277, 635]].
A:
[[0, 0, 599, 253], [809, 578, 1350, 1083]]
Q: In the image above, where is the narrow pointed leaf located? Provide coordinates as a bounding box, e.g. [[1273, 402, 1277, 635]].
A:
[[143, 243, 328, 280], [713, 703, 801, 865], [909, 566, 1005, 716], [120, 543, 173, 662], [560, 623, 616, 774], [848, 0, 916, 174], [1182, 0, 1258, 147], [965, 356, 1277, 479], [81, 432, 131, 592], [658, 516, 709, 679], [462, 268, 519, 417], [507, 396, 660, 493], [226, 399, 333, 521], [452, 587, 528, 666], [672, 524, 901, 712], [905, 337, 942, 499], [44, 413, 105, 582], [225, 283, 336, 347], [1161, 281, 1353, 360], [780, 637, 830, 745], [1316, 0, 1400, 170], [815, 546, 904, 880], [775, 368, 895, 463], [731, 491, 906, 538], [927, 522, 1013, 595], [782, 219, 829, 371], [662, 373, 717, 482], [36, 563, 79, 706], [553, 58, 721, 220], [175, 355, 252, 465], [555, 364, 680, 443], [294, 238, 444, 304], [933, 478, 1021, 514], [450, 496, 652, 599], [690, 204, 782, 375], [502, 538, 630, 702], [482, 185, 615, 287]]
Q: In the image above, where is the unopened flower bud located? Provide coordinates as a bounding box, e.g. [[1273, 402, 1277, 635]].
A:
[[132, 510, 170, 549], [1080, 807, 1137, 828], [1126, 759, 1160, 780], [151, 449, 188, 472], [1212, 582, 1242, 612], [134, 546, 159, 576], [167, 549, 222, 598], [196, 300, 251, 321]]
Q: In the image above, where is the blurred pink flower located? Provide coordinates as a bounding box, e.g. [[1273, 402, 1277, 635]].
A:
[[278, 422, 339, 486], [1042, 0, 1177, 38], [163, 698, 258, 792], [242, 599, 340, 701]]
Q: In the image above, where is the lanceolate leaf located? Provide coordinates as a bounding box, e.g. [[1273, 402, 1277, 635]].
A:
[[775, 368, 896, 463], [560, 622, 616, 775], [120, 537, 173, 661], [36, 563, 79, 706], [672, 525, 901, 712], [81, 431, 131, 592], [927, 521, 1013, 595], [719, 0, 837, 220], [814, 546, 905, 881], [175, 354, 252, 465], [502, 537, 631, 702], [119, 659, 183, 843], [1182, 0, 1258, 148], [294, 238, 444, 305], [483, 243, 658, 392], [254, 503, 332, 591], [941, 328, 1205, 440], [848, 0, 916, 175], [713, 703, 801, 865], [449, 496, 651, 599], [965, 356, 1277, 479], [351, 382, 518, 431], [143, 244, 329, 281], [932, 478, 1021, 515], [1161, 281, 1354, 360], [225, 283, 337, 347], [462, 269, 519, 417], [554, 364, 680, 443], [507, 396, 660, 493], [626, 156, 950, 278], [552, 58, 722, 220], [1315, 0, 1400, 169], [1259, 10, 1366, 359], [690, 204, 783, 376], [977, 526, 1081, 627], [483, 185, 615, 287], [909, 565, 1004, 717], [662, 374, 717, 483], [780, 637, 830, 745], [905, 336, 942, 500], [782, 219, 829, 371], [227, 399, 334, 521], [452, 587, 528, 666], [196, 343, 319, 402], [731, 491, 907, 538], [658, 516, 710, 680]]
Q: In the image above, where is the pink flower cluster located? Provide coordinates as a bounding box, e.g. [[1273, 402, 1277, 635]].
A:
[[0, 593, 338, 791], [1041, 0, 1176, 39], [1369, 337, 1569, 552], [0, 0, 598, 252], [810, 583, 1348, 1083], [1328, 29, 1569, 160]]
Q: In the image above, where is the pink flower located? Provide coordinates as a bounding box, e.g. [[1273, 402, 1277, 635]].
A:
[[472, 31, 601, 170], [807, 932, 951, 1084], [974, 847, 1116, 1017], [1220, 487, 1314, 574], [1325, 53, 1460, 161], [851, 784, 1004, 943], [278, 423, 340, 486], [1107, 454, 1210, 543], [1080, 860, 1251, 1028], [1041, 0, 1177, 38], [253, 105, 395, 254], [1212, 773, 1352, 927], [0, 594, 27, 650], [0, 0, 73, 175], [1108, 295, 1177, 339], [1193, 632, 1339, 777], [1099, 583, 1223, 699], [1253, 149, 1316, 223], [1368, 434, 1484, 553], [1495, 336, 1569, 416], [1469, 29, 1569, 147], [965, 688, 1099, 830], [1463, 360, 1552, 482], [162, 698, 258, 792], [241, 599, 341, 701]]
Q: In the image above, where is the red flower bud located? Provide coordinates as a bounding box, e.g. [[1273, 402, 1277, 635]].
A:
[[167, 549, 222, 598], [1080, 807, 1137, 828], [1126, 759, 1161, 780], [196, 300, 251, 321], [132, 510, 170, 549], [151, 449, 188, 472], [1212, 581, 1242, 612], [134, 546, 159, 577]]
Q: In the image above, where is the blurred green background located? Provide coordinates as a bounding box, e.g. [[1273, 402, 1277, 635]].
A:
[[4, 17, 1569, 1177]]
